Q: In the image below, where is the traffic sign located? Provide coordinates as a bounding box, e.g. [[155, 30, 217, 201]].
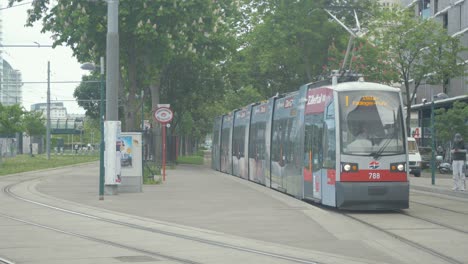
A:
[[153, 107, 173, 124], [411, 127, 421, 139]]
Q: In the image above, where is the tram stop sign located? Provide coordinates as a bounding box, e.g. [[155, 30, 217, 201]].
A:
[[153, 107, 173, 124]]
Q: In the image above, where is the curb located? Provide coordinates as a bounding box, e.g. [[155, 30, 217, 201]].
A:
[[410, 185, 468, 199]]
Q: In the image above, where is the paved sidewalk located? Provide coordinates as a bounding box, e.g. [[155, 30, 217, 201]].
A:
[[2, 162, 467, 264], [409, 171, 468, 199]]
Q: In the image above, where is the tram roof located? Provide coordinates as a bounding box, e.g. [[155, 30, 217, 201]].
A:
[[332, 81, 400, 92]]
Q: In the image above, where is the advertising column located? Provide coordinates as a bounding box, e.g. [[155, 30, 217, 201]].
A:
[[119, 132, 143, 193], [104, 121, 122, 194]]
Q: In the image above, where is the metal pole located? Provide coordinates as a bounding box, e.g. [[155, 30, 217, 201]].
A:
[[46, 61, 51, 160], [162, 124, 166, 181], [141, 90, 144, 182], [431, 88, 436, 185], [106, 0, 119, 121], [99, 56, 105, 200]]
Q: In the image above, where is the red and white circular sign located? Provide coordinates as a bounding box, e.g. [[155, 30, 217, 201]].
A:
[[153, 107, 173, 124]]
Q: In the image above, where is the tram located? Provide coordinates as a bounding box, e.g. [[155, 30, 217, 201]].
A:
[[212, 75, 409, 210]]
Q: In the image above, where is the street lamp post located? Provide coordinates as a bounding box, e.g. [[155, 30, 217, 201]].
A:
[[106, 0, 119, 121], [46, 61, 51, 160], [431, 92, 436, 185], [81, 56, 105, 200]]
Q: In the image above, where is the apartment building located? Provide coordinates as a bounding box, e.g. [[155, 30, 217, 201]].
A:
[[401, 0, 468, 101], [0, 3, 23, 106], [31, 102, 68, 120]]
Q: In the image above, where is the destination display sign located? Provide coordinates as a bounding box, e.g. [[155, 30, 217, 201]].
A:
[[345, 96, 388, 107]]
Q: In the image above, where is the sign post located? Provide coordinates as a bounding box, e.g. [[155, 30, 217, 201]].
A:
[[153, 105, 173, 181]]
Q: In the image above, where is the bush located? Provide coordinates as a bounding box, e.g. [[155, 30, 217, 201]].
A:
[[177, 155, 204, 165]]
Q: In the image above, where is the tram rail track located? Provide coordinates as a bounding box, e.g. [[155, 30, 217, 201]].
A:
[[409, 200, 468, 216], [3, 180, 321, 264], [343, 212, 465, 264], [0, 212, 200, 264], [0, 257, 15, 264]]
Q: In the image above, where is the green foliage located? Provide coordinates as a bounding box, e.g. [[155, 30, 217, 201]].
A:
[[226, 0, 378, 97], [0, 104, 24, 136], [434, 101, 468, 144], [74, 75, 102, 119], [177, 155, 204, 165], [23, 110, 46, 137], [81, 117, 101, 146], [143, 163, 162, 184], [0, 154, 99, 176], [325, 38, 399, 84], [368, 7, 466, 134], [11, 0, 243, 132]]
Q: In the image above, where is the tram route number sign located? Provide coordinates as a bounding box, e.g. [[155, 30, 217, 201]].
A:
[[153, 106, 173, 124]]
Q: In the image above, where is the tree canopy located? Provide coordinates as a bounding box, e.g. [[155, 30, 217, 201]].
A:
[[10, 0, 243, 132], [435, 101, 468, 144], [8, 0, 467, 145], [0, 104, 45, 138], [0, 104, 24, 136], [367, 7, 466, 134]]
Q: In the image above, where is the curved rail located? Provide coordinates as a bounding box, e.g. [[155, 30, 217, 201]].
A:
[[3, 181, 320, 264]]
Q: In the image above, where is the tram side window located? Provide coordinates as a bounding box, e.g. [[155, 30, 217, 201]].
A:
[[221, 128, 231, 155], [304, 115, 323, 172], [233, 126, 245, 158], [271, 120, 282, 163], [286, 117, 295, 165], [272, 118, 291, 165], [249, 123, 257, 160], [213, 128, 219, 148], [249, 122, 266, 160], [323, 101, 336, 169]]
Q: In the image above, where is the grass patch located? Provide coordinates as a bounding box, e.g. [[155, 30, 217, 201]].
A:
[[143, 163, 162, 184], [177, 155, 204, 165], [0, 154, 99, 176]]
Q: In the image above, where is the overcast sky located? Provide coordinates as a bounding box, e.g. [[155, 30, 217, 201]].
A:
[[1, 0, 87, 114]]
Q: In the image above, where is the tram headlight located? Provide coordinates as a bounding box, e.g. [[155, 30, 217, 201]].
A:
[[390, 162, 406, 172], [341, 162, 358, 172], [344, 164, 351, 171]]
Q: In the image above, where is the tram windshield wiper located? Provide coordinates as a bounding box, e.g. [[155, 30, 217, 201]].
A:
[[370, 136, 393, 160]]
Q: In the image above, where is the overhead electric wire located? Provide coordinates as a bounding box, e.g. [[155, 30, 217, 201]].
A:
[[0, 1, 33, 11]]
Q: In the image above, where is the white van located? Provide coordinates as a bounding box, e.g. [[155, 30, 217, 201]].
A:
[[407, 137, 422, 177]]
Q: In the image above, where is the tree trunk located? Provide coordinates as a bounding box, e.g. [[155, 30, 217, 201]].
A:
[[150, 79, 162, 165], [404, 79, 412, 136], [124, 43, 138, 132]]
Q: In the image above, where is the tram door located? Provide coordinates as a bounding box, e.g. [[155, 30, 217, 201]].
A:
[[303, 114, 323, 200]]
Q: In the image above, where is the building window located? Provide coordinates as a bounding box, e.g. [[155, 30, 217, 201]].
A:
[[442, 13, 448, 29], [419, 0, 431, 18], [434, 0, 438, 13]]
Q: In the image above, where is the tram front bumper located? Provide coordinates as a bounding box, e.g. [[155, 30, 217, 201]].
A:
[[336, 181, 409, 210]]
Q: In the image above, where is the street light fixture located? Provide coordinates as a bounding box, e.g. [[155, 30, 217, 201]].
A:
[[81, 57, 105, 200]]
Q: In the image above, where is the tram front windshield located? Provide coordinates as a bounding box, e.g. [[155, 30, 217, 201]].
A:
[[339, 90, 405, 156]]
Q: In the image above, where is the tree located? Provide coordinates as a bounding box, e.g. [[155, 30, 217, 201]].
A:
[[73, 75, 101, 119], [0, 104, 24, 136], [23, 111, 46, 137], [225, 0, 378, 97], [368, 8, 466, 134], [10, 0, 243, 131], [324, 38, 399, 84], [434, 101, 468, 145]]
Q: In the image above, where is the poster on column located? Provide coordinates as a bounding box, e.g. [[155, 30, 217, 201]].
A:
[[120, 136, 133, 168], [120, 132, 142, 178], [104, 121, 122, 185]]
